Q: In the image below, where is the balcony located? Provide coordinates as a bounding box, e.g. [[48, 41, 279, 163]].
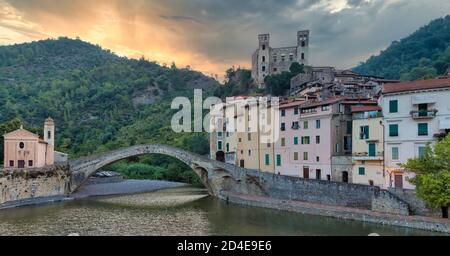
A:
[[410, 109, 437, 119], [352, 152, 383, 161]]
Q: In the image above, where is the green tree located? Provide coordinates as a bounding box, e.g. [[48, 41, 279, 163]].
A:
[[401, 134, 450, 218], [289, 62, 304, 76]]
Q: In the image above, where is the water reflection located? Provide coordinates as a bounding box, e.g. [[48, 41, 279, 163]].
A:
[[0, 187, 444, 236]]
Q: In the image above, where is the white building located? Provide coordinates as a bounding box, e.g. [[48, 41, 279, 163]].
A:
[[381, 77, 450, 189]]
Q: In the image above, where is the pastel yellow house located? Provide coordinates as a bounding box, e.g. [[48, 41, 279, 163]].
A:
[[351, 106, 386, 188]]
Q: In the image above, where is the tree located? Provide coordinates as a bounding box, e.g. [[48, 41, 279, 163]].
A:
[[401, 134, 450, 218], [264, 72, 293, 96], [289, 62, 304, 76]]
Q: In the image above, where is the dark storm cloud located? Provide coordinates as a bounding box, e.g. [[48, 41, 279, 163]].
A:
[[1, 0, 450, 74]]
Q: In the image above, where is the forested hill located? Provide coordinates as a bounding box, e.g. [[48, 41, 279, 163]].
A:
[[353, 15, 450, 80], [0, 37, 219, 158]]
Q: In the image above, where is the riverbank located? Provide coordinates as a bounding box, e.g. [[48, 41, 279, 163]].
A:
[[221, 191, 450, 233], [0, 178, 190, 210]]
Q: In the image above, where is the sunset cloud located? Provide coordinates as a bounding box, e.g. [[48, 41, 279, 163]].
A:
[[0, 0, 449, 78]]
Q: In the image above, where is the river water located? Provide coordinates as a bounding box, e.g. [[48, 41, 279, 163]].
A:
[[0, 186, 443, 236]]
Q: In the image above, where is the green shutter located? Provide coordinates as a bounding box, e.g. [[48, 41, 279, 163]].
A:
[[276, 155, 281, 166], [368, 143, 376, 157], [365, 126, 370, 139], [294, 137, 298, 145], [359, 167, 365, 175], [418, 147, 426, 157], [218, 141, 223, 150], [392, 147, 399, 160], [389, 100, 398, 113], [418, 123, 428, 136], [265, 154, 270, 165], [389, 124, 398, 137]]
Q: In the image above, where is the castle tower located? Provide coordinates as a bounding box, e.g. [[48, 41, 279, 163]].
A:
[[257, 34, 270, 87], [297, 30, 309, 66], [44, 117, 55, 146]]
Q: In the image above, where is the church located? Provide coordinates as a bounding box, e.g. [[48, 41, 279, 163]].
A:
[[3, 118, 67, 169]]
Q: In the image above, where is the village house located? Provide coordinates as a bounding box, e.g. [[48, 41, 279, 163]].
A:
[[3, 118, 67, 169], [381, 77, 450, 189], [351, 105, 385, 188]]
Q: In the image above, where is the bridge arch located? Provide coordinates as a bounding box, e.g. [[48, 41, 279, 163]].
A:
[[69, 144, 216, 194]]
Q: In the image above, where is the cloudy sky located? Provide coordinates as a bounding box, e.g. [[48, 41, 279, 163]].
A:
[[0, 0, 449, 77]]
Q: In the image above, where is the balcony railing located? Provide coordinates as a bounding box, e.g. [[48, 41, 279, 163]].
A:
[[352, 152, 383, 161], [410, 109, 438, 119]]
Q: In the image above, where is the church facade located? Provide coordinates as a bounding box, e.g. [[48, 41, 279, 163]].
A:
[[3, 118, 66, 169]]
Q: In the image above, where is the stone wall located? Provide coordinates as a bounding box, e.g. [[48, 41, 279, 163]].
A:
[[388, 188, 441, 217], [0, 165, 71, 205], [372, 190, 410, 215]]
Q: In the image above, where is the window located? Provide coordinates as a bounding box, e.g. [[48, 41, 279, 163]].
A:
[[294, 137, 299, 145], [273, 56, 277, 62], [303, 152, 309, 161], [28, 160, 33, 167], [344, 136, 352, 151], [322, 105, 330, 111], [238, 138, 242, 143], [289, 54, 294, 61], [9, 160, 14, 167], [218, 141, 223, 150], [316, 156, 320, 162], [302, 136, 310, 145], [359, 167, 366, 175], [327, 175, 331, 181], [316, 120, 321, 129], [248, 133, 252, 141], [262, 44, 266, 50], [360, 126, 369, 139], [303, 121, 309, 129], [336, 143, 340, 153], [281, 138, 286, 147], [418, 123, 428, 136], [346, 121, 353, 134], [281, 123, 286, 131], [281, 56, 285, 62], [248, 150, 252, 156], [281, 109, 286, 117], [262, 56, 266, 62], [301, 41, 306, 47], [389, 100, 398, 113], [301, 53, 305, 60], [265, 154, 270, 165], [392, 147, 399, 160], [418, 146, 426, 158], [294, 108, 299, 115], [276, 155, 282, 166], [368, 143, 376, 157], [226, 143, 230, 152], [316, 136, 321, 144], [262, 66, 266, 72], [389, 124, 399, 137], [218, 132, 223, 137], [273, 68, 277, 72], [294, 152, 299, 161], [292, 122, 299, 130], [19, 142, 25, 149], [47, 131, 51, 139]]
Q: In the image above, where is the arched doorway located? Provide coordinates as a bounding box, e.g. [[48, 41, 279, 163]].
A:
[[215, 151, 225, 162]]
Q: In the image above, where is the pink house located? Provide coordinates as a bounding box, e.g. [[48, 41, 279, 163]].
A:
[[3, 118, 55, 169]]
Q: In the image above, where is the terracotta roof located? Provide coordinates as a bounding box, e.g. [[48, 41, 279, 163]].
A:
[[351, 105, 382, 113], [298, 97, 344, 109], [383, 77, 450, 94], [279, 100, 307, 109]]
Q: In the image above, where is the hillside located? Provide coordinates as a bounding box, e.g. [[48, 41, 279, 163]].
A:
[[354, 15, 450, 80], [0, 37, 222, 185]]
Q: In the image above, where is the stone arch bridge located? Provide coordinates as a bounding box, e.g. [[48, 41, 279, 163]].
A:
[[68, 144, 410, 217], [69, 144, 267, 198]]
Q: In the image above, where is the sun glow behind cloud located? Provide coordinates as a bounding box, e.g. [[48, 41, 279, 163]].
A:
[[0, 0, 449, 79]]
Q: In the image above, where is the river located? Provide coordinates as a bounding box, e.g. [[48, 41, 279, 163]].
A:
[[0, 186, 444, 236]]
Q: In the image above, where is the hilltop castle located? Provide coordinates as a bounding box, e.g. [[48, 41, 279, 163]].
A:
[[251, 30, 310, 87]]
